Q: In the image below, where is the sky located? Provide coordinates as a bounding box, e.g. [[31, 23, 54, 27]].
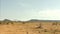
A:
[[0, 0, 60, 21]]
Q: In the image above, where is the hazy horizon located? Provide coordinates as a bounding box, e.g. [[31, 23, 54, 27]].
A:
[[0, 0, 60, 21]]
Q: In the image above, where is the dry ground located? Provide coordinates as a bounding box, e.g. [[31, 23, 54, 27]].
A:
[[0, 21, 60, 34]]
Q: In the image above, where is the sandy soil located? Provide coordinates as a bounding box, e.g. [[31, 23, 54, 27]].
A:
[[0, 21, 60, 34]]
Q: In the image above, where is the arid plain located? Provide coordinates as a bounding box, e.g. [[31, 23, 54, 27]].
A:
[[0, 19, 60, 34]]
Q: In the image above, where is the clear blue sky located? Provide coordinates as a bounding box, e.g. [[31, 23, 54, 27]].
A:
[[0, 0, 60, 21]]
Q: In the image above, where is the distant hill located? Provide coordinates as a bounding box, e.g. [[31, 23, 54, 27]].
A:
[[0, 19, 60, 22], [3, 19, 12, 21], [28, 19, 60, 22]]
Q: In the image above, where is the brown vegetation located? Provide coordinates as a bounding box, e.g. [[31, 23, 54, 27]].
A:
[[0, 19, 60, 34]]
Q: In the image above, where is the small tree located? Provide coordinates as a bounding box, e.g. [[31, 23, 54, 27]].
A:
[[6, 23, 9, 24], [11, 22, 13, 24], [22, 22, 25, 24], [0, 22, 1, 24], [52, 22, 57, 25]]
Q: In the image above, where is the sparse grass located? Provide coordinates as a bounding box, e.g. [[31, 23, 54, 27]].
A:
[[0, 21, 60, 34]]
